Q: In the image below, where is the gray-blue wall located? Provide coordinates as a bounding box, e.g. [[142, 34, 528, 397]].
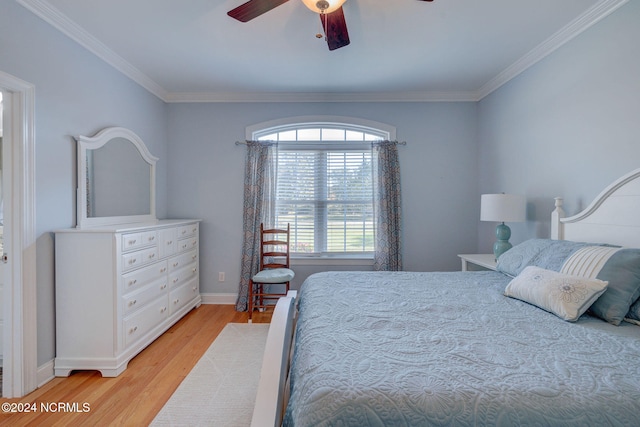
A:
[[166, 102, 479, 293], [477, 0, 640, 251]]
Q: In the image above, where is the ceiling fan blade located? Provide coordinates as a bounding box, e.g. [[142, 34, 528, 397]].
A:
[[321, 7, 350, 51], [227, 0, 289, 22]]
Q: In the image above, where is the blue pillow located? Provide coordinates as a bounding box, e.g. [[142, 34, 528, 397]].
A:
[[590, 249, 640, 325], [627, 298, 640, 322], [496, 239, 590, 277]]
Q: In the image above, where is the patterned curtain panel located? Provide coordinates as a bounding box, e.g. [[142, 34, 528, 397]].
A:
[[373, 141, 403, 271], [235, 141, 277, 311]]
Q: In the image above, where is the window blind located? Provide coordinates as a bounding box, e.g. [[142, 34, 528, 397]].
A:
[[275, 147, 374, 255]]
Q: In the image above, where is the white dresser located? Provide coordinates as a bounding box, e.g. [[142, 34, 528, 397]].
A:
[[54, 219, 201, 377]]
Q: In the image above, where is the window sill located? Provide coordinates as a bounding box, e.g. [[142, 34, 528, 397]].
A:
[[291, 256, 375, 267]]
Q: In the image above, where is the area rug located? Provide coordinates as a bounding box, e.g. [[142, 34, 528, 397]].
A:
[[151, 322, 270, 427]]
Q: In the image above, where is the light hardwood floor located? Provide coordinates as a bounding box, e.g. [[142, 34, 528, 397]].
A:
[[0, 304, 270, 426]]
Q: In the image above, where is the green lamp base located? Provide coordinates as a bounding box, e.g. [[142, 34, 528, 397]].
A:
[[493, 222, 512, 260]]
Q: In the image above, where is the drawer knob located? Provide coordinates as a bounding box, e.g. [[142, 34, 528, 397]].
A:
[[173, 278, 179, 283], [128, 239, 137, 245], [129, 326, 138, 334], [173, 262, 179, 267], [160, 267, 167, 273], [148, 253, 156, 259], [128, 299, 137, 307], [174, 299, 180, 305], [148, 236, 155, 241], [161, 307, 167, 313], [129, 259, 137, 265], [161, 284, 167, 290], [128, 279, 137, 286]]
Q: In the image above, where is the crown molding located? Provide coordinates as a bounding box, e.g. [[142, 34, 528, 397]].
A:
[[16, 0, 169, 101], [18, 0, 627, 104], [476, 0, 629, 100], [163, 90, 479, 103]]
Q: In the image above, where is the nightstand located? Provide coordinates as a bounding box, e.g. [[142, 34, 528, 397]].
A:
[[458, 254, 497, 272]]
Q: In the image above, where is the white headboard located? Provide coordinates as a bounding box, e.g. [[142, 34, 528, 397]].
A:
[[552, 168, 640, 247]]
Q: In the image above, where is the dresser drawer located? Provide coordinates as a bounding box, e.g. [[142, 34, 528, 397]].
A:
[[123, 296, 169, 348], [122, 251, 144, 272], [177, 223, 198, 239], [122, 246, 161, 272], [122, 277, 168, 316], [168, 262, 198, 289], [177, 236, 198, 253], [122, 261, 168, 294], [122, 232, 142, 252], [169, 249, 198, 272], [141, 246, 159, 264], [140, 230, 158, 247], [122, 230, 158, 252], [169, 277, 199, 315], [158, 228, 177, 258]]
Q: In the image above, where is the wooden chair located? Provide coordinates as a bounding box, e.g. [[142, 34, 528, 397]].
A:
[[248, 224, 295, 322]]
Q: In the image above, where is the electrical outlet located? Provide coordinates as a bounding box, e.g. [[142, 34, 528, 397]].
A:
[[218, 272, 225, 282]]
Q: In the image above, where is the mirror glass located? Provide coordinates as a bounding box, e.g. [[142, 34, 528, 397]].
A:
[[86, 137, 151, 217], [77, 127, 157, 228]]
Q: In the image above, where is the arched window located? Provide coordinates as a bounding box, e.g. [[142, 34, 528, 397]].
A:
[[252, 119, 393, 257]]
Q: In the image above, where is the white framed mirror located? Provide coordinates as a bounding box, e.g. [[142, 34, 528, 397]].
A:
[[76, 127, 158, 228]]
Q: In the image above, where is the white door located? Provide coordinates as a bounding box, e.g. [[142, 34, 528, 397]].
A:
[[0, 72, 38, 398], [0, 90, 4, 363]]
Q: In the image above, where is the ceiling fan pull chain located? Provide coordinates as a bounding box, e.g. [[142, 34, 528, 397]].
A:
[[316, 11, 327, 40], [323, 11, 328, 42]]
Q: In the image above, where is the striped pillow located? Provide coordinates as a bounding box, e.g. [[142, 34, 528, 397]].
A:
[[561, 247, 640, 325]]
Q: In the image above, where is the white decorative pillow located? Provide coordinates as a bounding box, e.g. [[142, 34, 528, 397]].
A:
[[504, 266, 608, 322]]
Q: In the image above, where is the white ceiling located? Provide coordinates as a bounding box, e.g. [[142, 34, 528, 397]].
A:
[[18, 0, 626, 102]]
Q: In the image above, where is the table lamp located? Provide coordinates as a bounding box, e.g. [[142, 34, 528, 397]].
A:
[[481, 194, 526, 260]]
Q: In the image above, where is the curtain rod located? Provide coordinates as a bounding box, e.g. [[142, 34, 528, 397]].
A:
[[235, 140, 407, 145]]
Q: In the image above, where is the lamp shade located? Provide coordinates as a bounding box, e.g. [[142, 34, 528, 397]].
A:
[[301, 0, 347, 14], [480, 194, 526, 223]]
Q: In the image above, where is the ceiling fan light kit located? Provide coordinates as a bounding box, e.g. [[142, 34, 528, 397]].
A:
[[227, 0, 434, 51], [301, 0, 347, 14]]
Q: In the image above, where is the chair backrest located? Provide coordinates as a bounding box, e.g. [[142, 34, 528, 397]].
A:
[[259, 223, 291, 270]]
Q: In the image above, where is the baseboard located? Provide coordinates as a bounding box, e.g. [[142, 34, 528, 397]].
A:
[[37, 359, 55, 388], [200, 293, 237, 305]]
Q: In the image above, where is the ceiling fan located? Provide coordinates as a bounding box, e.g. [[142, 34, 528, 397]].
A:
[[228, 0, 434, 51]]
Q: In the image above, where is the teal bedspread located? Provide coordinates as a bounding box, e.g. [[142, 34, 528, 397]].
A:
[[283, 271, 640, 427]]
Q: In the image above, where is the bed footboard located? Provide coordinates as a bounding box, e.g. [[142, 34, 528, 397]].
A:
[[251, 290, 297, 427]]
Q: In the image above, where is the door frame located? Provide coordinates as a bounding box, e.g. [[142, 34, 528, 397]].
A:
[[0, 70, 37, 398]]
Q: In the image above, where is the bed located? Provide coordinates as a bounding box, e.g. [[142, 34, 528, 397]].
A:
[[251, 169, 640, 427]]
